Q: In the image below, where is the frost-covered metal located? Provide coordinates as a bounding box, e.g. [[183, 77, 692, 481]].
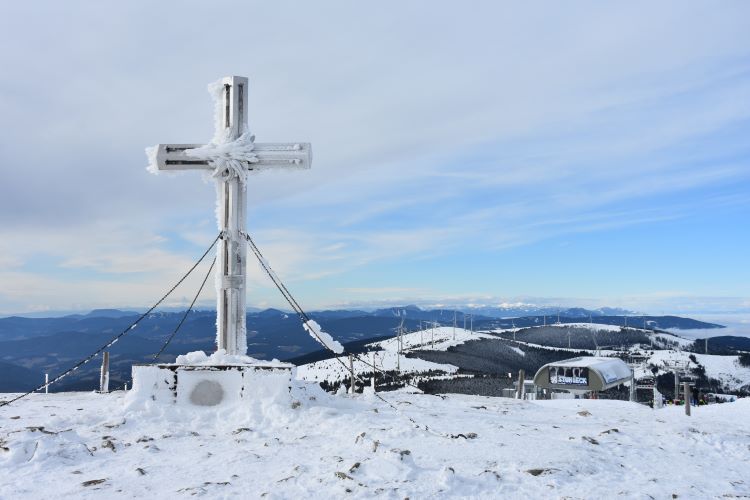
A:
[[151, 76, 312, 356]]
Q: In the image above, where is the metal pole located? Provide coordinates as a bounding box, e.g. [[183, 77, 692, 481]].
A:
[[215, 77, 249, 356], [653, 385, 662, 409], [674, 371, 680, 402], [371, 351, 376, 391], [99, 351, 110, 393], [397, 324, 402, 372], [629, 367, 636, 402], [45, 373, 49, 394], [684, 382, 691, 416], [517, 369, 525, 399], [453, 311, 456, 340], [348, 354, 355, 394]]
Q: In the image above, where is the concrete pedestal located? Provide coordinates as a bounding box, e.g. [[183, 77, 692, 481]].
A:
[[131, 363, 293, 407]]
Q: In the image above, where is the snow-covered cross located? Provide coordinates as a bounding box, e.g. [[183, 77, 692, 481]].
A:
[[149, 76, 311, 356]]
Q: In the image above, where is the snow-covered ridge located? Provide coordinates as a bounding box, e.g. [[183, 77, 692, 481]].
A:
[[371, 326, 494, 353], [297, 327, 492, 386]]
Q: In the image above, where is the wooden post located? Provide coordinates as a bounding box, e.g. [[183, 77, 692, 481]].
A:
[[44, 373, 49, 394], [348, 354, 355, 394], [99, 351, 110, 393], [517, 369, 525, 399], [684, 382, 691, 416], [370, 351, 376, 391]]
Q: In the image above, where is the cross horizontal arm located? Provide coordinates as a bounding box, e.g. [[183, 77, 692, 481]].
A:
[[155, 143, 312, 171]]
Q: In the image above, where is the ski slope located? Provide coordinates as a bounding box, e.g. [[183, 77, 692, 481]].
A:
[[372, 326, 496, 353], [1, 387, 748, 498], [297, 327, 494, 384], [643, 350, 750, 391]]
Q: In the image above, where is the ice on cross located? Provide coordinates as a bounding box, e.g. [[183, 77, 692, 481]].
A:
[[147, 76, 312, 356]]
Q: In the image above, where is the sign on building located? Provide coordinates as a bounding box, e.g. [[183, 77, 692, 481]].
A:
[[549, 366, 589, 386]]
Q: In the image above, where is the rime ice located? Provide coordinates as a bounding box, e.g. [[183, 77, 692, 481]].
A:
[[146, 76, 316, 356]]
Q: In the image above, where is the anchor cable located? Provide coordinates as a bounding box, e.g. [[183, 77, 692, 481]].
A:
[[0, 233, 222, 408], [242, 231, 456, 439], [152, 256, 217, 362]]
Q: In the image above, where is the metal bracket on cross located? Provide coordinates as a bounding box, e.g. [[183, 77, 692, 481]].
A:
[[155, 142, 312, 172]]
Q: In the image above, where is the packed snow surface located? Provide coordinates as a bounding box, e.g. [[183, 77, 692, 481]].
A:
[[1, 387, 749, 498], [173, 349, 289, 367]]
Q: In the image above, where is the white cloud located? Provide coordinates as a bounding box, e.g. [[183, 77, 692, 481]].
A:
[[0, 2, 748, 313]]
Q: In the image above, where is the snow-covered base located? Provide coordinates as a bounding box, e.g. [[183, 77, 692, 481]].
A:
[[128, 350, 293, 409], [1, 388, 749, 498]]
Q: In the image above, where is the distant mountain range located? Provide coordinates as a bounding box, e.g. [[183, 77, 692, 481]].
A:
[[0, 305, 725, 393]]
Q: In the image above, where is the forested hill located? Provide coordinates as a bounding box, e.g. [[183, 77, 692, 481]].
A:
[[0, 307, 726, 392]]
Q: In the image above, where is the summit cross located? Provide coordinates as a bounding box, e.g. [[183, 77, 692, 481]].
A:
[[152, 76, 312, 356]]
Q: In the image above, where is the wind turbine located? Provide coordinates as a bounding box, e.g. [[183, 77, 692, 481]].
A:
[[453, 311, 457, 340], [397, 315, 405, 372], [592, 329, 600, 356]]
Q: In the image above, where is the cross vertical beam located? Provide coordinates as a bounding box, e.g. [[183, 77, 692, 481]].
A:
[[217, 76, 248, 355]]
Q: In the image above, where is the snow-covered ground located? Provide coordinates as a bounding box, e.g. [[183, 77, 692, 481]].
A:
[[541, 322, 624, 332], [373, 326, 495, 353], [643, 350, 750, 391], [297, 327, 494, 385], [1, 387, 749, 498], [296, 351, 457, 384]]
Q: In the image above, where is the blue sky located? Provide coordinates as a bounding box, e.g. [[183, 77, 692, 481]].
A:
[[0, 1, 748, 315]]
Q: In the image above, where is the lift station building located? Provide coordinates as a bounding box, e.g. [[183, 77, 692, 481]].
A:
[[533, 356, 633, 395]]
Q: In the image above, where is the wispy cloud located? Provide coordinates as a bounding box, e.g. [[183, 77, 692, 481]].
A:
[[0, 1, 749, 314]]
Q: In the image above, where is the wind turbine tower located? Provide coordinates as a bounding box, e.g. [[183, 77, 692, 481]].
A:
[[453, 311, 457, 340]]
